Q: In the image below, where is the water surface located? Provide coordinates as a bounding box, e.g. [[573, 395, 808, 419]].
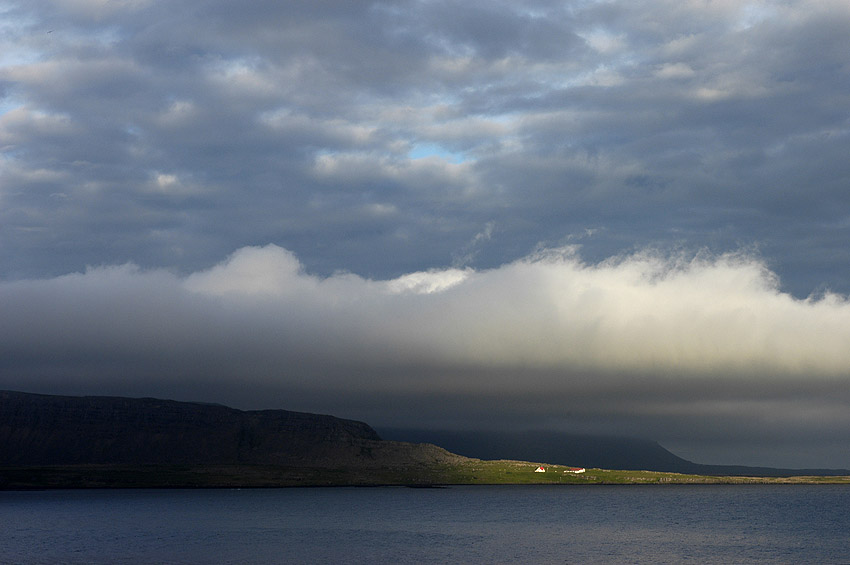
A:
[[2, 485, 847, 563]]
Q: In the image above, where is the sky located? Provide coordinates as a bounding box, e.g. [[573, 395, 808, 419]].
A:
[[2, 0, 850, 469]]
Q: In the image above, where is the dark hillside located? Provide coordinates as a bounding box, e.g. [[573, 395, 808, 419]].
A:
[[4, 391, 845, 481], [0, 390, 458, 469], [379, 428, 691, 470], [379, 428, 850, 477]]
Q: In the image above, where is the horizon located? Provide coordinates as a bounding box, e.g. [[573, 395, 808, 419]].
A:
[[3, 0, 850, 470]]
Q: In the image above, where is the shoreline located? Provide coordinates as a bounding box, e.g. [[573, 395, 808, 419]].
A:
[[3, 462, 849, 490]]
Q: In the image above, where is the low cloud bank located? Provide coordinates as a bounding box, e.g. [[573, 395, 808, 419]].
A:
[[3, 244, 850, 467], [182, 243, 850, 377]]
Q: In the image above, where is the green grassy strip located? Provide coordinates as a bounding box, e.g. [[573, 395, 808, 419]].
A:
[[2, 461, 850, 490]]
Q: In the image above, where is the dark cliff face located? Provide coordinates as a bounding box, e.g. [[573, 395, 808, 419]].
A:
[[0, 390, 418, 467]]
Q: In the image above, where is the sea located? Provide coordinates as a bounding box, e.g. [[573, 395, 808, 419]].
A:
[[1, 485, 848, 564]]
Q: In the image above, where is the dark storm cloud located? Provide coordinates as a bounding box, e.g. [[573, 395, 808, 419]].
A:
[[3, 1, 850, 467], [3, 244, 850, 467], [3, 0, 845, 289]]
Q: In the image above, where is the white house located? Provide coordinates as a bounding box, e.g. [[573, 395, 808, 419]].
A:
[[564, 467, 586, 474], [534, 466, 546, 473]]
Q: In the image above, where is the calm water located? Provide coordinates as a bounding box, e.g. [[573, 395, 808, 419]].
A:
[[1, 485, 848, 564]]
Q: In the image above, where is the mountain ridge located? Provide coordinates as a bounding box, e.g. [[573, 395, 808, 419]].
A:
[[378, 428, 850, 477], [2, 390, 846, 478], [0, 390, 460, 469]]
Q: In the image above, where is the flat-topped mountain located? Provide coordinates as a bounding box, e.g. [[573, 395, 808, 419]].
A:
[[0, 390, 459, 469], [3, 391, 846, 490]]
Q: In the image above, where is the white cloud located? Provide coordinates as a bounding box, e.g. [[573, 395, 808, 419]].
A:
[[184, 245, 315, 297], [4, 244, 850, 466], [654, 62, 695, 79], [155, 100, 197, 129], [0, 106, 76, 142], [204, 57, 281, 99], [580, 29, 626, 55], [385, 268, 470, 295], [7, 244, 850, 380]]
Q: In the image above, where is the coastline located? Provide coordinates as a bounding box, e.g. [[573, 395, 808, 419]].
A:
[[3, 460, 849, 490]]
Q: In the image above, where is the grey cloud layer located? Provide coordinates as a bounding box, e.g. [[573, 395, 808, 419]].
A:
[[2, 1, 850, 294], [3, 245, 850, 467]]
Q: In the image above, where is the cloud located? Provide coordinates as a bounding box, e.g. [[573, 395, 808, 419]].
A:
[[2, 0, 850, 466], [3, 244, 850, 467], [451, 221, 494, 267], [1, 0, 849, 296]]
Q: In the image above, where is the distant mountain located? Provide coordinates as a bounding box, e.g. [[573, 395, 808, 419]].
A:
[[379, 428, 850, 477], [3, 390, 845, 480], [0, 390, 460, 469]]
